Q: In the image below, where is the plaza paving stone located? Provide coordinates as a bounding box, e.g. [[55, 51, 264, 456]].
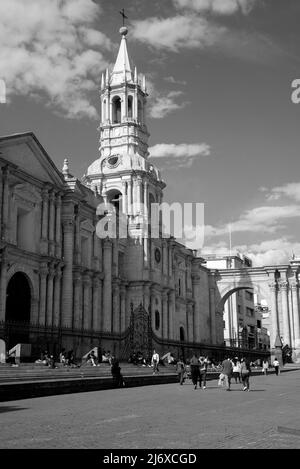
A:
[[0, 370, 299, 449]]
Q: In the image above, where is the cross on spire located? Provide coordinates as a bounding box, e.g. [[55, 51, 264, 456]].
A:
[[119, 8, 128, 26]]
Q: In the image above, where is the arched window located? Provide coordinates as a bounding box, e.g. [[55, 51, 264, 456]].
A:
[[106, 189, 122, 214], [102, 99, 106, 121], [128, 95, 133, 118], [112, 96, 121, 123], [155, 310, 160, 330], [180, 327, 185, 342], [138, 99, 143, 123]]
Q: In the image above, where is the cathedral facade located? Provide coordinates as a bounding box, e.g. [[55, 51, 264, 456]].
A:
[[0, 27, 228, 360]]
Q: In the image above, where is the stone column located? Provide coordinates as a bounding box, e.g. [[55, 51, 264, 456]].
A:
[[162, 290, 169, 339], [132, 177, 138, 216], [74, 211, 81, 264], [55, 194, 62, 258], [102, 238, 112, 331], [136, 176, 142, 214], [143, 180, 148, 221], [168, 289, 175, 339], [106, 92, 110, 123], [0, 248, 8, 321], [53, 263, 63, 327], [48, 191, 55, 256], [73, 269, 82, 330], [1, 167, 10, 241], [41, 187, 49, 254], [150, 288, 156, 332], [209, 287, 216, 344], [134, 87, 138, 120], [168, 244, 173, 278], [290, 282, 300, 348], [83, 273, 92, 331], [0, 171, 3, 240], [120, 286, 126, 332], [187, 303, 194, 342], [269, 282, 279, 351], [61, 219, 74, 328], [39, 262, 48, 326], [46, 263, 55, 326], [93, 228, 100, 271], [280, 281, 291, 347], [92, 274, 101, 332], [113, 283, 120, 333], [162, 242, 167, 276], [122, 180, 127, 214], [127, 179, 132, 216], [192, 273, 201, 342]]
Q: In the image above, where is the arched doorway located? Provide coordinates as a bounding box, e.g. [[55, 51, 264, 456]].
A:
[[5, 272, 31, 348]]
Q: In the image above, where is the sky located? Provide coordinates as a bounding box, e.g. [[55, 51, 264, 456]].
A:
[[1, 0, 300, 266]]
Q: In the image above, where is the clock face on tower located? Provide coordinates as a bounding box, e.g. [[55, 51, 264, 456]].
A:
[[155, 248, 161, 263]]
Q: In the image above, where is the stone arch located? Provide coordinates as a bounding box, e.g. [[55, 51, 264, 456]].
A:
[[216, 281, 271, 313], [128, 95, 133, 118], [5, 268, 37, 349], [179, 326, 185, 342], [106, 188, 123, 213], [112, 95, 121, 123], [6, 264, 37, 307]]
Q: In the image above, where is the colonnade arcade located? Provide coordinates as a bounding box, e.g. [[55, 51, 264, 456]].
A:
[[213, 262, 300, 362]]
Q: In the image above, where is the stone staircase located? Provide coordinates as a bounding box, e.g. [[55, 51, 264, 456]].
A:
[[0, 361, 178, 401], [0, 361, 177, 384]]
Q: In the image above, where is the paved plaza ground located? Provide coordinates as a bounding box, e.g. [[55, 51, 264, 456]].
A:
[[0, 370, 300, 449]]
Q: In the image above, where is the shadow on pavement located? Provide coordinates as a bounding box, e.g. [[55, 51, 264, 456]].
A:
[[0, 406, 28, 414]]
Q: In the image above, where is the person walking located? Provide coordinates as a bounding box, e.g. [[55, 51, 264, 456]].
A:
[[240, 358, 251, 391], [190, 354, 200, 389], [232, 358, 242, 384], [273, 358, 280, 375], [151, 350, 159, 374], [176, 357, 185, 385], [199, 356, 209, 389], [221, 356, 233, 391], [262, 359, 269, 375]]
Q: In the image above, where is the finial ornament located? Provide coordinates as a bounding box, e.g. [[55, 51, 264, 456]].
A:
[[119, 8, 128, 36], [62, 158, 69, 177]]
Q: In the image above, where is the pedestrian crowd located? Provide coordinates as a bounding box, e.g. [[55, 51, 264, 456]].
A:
[[168, 354, 281, 392]]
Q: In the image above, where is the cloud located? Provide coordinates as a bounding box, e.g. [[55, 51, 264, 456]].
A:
[[197, 237, 300, 267], [131, 15, 226, 52], [204, 205, 300, 237], [164, 76, 187, 85], [0, 0, 112, 119], [234, 238, 300, 266], [265, 182, 300, 202], [149, 143, 211, 168], [149, 91, 188, 118], [173, 0, 257, 16]]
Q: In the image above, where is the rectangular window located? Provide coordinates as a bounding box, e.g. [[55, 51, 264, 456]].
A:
[[246, 307, 254, 317]]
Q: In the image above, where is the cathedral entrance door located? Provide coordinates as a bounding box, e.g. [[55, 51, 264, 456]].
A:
[[129, 304, 152, 361], [5, 272, 31, 348]]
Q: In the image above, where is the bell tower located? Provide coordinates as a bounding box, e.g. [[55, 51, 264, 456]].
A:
[[99, 25, 149, 161], [84, 25, 166, 222]]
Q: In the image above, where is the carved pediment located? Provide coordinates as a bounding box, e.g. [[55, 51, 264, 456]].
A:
[[0, 132, 65, 188], [13, 183, 41, 204]]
